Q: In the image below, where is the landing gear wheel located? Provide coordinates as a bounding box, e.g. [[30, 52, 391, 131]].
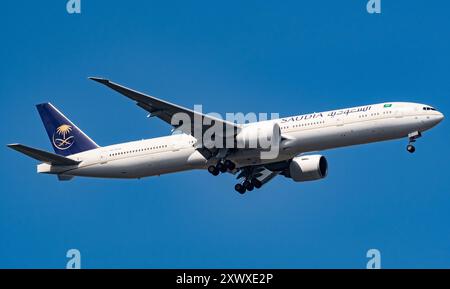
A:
[[251, 179, 262, 189], [217, 162, 227, 173], [406, 144, 416, 153], [235, 184, 246, 194], [243, 180, 254, 191], [208, 165, 219, 176], [224, 160, 236, 170]]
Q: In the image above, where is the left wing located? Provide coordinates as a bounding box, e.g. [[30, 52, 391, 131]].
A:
[[89, 77, 239, 141]]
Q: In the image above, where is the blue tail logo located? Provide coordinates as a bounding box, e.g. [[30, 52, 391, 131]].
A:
[[36, 103, 99, 156], [53, 124, 75, 150]]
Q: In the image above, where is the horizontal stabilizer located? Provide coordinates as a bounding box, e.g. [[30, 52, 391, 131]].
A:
[[7, 144, 80, 166]]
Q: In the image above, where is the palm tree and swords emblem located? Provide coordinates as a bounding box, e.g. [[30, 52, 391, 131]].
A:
[[52, 124, 75, 150]]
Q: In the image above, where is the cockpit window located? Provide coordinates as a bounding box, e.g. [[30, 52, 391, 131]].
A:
[[423, 107, 437, 111]]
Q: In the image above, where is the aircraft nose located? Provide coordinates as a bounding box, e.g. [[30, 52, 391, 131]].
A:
[[436, 111, 444, 123], [431, 111, 445, 126]]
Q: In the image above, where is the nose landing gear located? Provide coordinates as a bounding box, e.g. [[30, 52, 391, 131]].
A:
[[406, 144, 416, 153], [406, 131, 421, 153]]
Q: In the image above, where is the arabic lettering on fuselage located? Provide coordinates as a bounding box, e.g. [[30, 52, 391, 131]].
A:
[[327, 105, 372, 117], [280, 105, 372, 123]]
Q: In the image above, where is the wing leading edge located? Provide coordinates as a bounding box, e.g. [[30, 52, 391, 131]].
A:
[[89, 77, 239, 139]]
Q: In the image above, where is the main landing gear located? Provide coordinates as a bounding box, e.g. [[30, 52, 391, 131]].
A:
[[406, 131, 421, 153], [207, 159, 236, 176], [234, 178, 262, 194], [208, 160, 263, 194]]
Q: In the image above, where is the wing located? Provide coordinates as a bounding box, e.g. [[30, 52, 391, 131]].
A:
[[89, 77, 239, 141]]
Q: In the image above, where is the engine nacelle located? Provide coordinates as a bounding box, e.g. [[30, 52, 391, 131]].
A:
[[235, 122, 281, 149], [286, 155, 328, 182]]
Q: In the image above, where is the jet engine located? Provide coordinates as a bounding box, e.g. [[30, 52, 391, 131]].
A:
[[284, 155, 328, 182], [235, 122, 281, 149]]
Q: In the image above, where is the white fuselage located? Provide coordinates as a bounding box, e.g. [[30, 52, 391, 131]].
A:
[[37, 102, 444, 179]]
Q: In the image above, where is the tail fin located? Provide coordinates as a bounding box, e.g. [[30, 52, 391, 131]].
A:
[[36, 103, 99, 156]]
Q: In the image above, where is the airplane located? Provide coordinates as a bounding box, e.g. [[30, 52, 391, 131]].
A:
[[7, 77, 444, 194]]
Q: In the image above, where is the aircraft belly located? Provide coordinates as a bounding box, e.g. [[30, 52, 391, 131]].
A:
[[69, 148, 194, 179], [227, 149, 293, 167], [144, 148, 195, 176]]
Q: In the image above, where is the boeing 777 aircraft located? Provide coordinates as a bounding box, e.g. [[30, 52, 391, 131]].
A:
[[8, 78, 444, 194]]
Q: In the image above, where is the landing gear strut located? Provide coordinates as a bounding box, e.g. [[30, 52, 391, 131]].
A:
[[406, 131, 421, 154]]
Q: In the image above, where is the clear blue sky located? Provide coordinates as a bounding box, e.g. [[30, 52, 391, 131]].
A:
[[1, 1, 449, 268]]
